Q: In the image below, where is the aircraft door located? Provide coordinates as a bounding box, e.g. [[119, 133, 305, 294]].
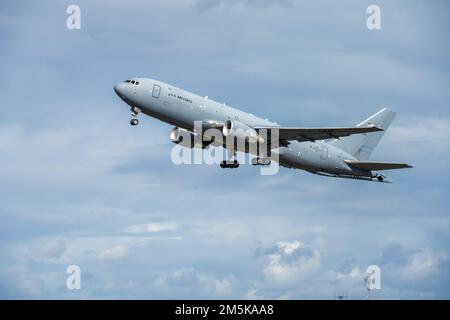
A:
[[152, 84, 161, 98]]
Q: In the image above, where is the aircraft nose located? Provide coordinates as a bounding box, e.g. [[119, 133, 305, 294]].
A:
[[114, 83, 124, 96]]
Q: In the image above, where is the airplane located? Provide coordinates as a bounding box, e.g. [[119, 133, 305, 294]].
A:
[[114, 78, 412, 182]]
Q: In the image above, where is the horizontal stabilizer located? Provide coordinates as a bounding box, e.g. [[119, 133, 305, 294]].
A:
[[254, 126, 382, 143], [345, 160, 413, 171]]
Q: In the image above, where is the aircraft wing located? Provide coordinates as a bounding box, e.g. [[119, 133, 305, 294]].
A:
[[344, 160, 413, 171], [254, 126, 383, 143]]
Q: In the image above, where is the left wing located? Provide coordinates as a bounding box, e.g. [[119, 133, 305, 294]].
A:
[[254, 126, 383, 143]]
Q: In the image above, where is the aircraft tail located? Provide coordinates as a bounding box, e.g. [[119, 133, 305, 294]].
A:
[[330, 108, 396, 160]]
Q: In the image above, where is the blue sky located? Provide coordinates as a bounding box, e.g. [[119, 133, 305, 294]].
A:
[[0, 0, 449, 299]]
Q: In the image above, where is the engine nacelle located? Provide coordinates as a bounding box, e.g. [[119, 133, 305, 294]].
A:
[[170, 127, 214, 149], [170, 127, 195, 148], [222, 119, 261, 144]]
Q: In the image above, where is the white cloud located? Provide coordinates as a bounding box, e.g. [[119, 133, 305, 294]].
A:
[[215, 279, 232, 296], [260, 241, 321, 289], [379, 117, 450, 170], [244, 289, 261, 299], [125, 222, 178, 234], [389, 118, 450, 144], [277, 240, 302, 254], [0, 114, 167, 191], [157, 268, 234, 298], [243, 288, 291, 300], [37, 239, 66, 260], [399, 249, 448, 282], [335, 266, 363, 282], [97, 245, 129, 261]]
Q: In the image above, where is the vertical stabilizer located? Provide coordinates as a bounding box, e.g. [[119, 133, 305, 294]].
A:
[[330, 108, 396, 160]]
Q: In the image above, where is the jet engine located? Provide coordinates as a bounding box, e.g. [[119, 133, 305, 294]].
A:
[[222, 119, 262, 144], [170, 127, 195, 148], [170, 127, 214, 149]]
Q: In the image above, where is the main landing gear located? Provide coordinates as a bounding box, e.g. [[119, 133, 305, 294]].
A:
[[251, 157, 271, 166], [130, 107, 140, 126], [220, 146, 239, 168], [220, 160, 239, 168]]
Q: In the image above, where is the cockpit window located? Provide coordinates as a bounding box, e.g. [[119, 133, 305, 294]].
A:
[[124, 79, 139, 86]]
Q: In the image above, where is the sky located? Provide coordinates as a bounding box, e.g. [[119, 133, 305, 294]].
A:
[[0, 0, 449, 299]]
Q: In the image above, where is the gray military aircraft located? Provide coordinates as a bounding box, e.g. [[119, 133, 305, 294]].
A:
[[114, 78, 412, 182]]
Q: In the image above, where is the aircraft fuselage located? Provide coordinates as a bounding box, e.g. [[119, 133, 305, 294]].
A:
[[114, 78, 372, 179]]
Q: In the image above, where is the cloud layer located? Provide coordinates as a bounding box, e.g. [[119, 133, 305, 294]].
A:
[[0, 0, 449, 299]]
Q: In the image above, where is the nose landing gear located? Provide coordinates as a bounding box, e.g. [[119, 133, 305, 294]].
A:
[[130, 107, 141, 126]]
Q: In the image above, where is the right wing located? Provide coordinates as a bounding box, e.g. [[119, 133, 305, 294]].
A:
[[254, 125, 383, 143]]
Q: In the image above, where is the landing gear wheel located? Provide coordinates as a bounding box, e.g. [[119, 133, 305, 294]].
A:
[[252, 157, 271, 166], [258, 158, 271, 166], [130, 118, 139, 126], [220, 160, 239, 168]]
